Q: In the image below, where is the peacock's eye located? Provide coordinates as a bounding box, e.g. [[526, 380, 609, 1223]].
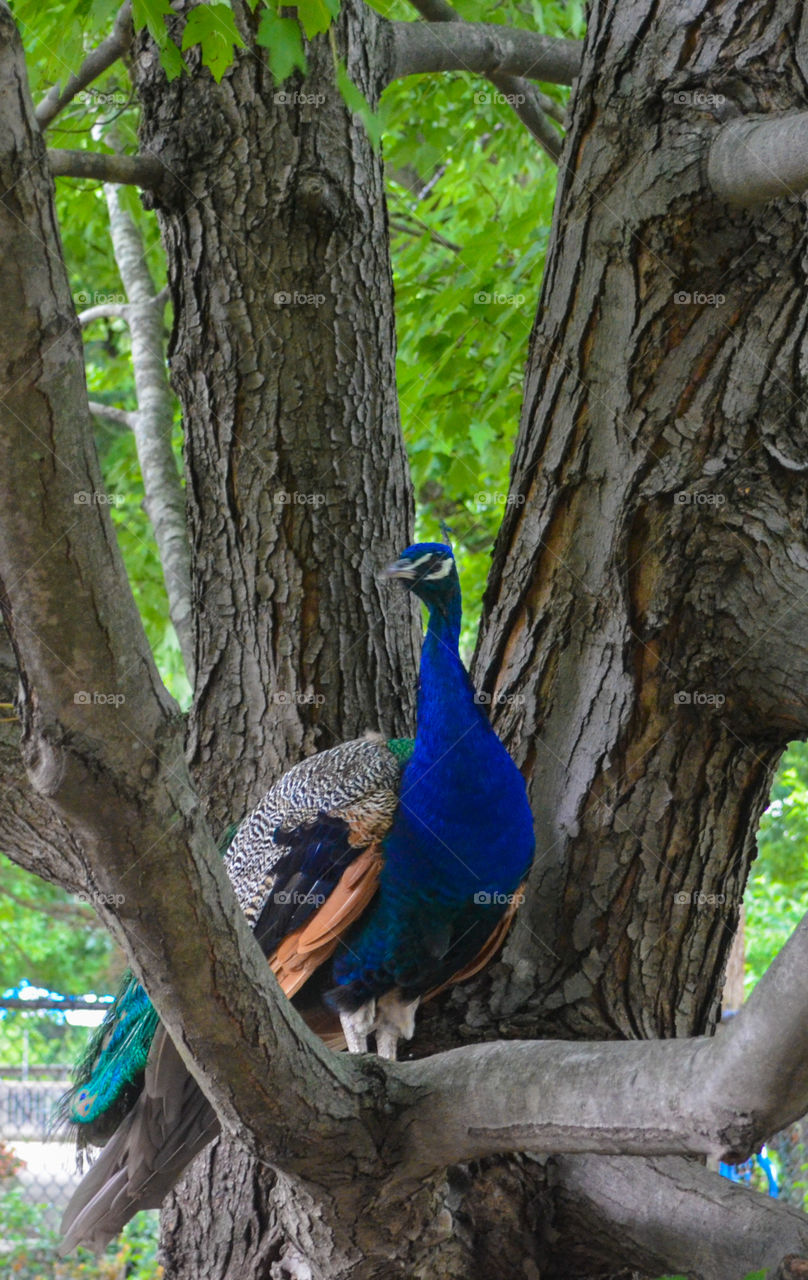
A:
[[423, 557, 452, 581]]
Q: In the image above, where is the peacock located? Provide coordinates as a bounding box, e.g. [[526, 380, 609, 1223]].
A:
[[58, 541, 535, 1252]]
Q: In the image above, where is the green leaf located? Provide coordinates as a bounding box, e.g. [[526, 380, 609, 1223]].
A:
[[131, 0, 173, 43], [295, 0, 340, 39], [132, 0, 186, 79], [256, 8, 307, 82], [181, 4, 244, 83], [335, 59, 381, 149]]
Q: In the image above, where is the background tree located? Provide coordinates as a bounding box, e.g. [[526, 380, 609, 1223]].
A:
[[2, 1, 808, 1277]]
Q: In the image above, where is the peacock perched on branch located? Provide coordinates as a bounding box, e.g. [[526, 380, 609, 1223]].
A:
[[59, 541, 535, 1252]]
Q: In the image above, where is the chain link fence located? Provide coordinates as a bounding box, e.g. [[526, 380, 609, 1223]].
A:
[[0, 1001, 89, 1230]]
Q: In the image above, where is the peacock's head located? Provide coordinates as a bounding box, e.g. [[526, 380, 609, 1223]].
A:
[[382, 542, 459, 612]]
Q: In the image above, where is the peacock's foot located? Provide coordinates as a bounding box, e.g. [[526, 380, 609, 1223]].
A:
[[374, 990, 420, 1061], [339, 999, 376, 1054]]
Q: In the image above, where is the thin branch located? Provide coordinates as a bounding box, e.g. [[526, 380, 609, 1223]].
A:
[[389, 217, 461, 252], [78, 301, 130, 325], [387, 20, 581, 87], [36, 1, 133, 130], [404, 0, 564, 161], [103, 182, 195, 683], [78, 289, 167, 327], [48, 148, 166, 191], [708, 112, 808, 207], [88, 400, 137, 429]]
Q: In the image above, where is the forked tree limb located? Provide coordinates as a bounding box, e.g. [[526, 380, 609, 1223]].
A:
[[405, 0, 564, 161], [5, 3, 808, 1272], [0, 0, 375, 1185]]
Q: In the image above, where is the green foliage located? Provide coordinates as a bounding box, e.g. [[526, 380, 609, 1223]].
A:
[[0, 1185, 161, 1279], [181, 4, 244, 83], [379, 0, 584, 640], [256, 7, 307, 81], [0, 856, 119, 997], [133, 0, 185, 78], [746, 741, 808, 993]]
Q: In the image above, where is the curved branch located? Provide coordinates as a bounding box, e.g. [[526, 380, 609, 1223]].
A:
[[78, 301, 130, 324], [387, 20, 581, 87], [48, 148, 166, 191], [88, 400, 137, 429], [405, 0, 564, 161], [708, 112, 808, 206], [0, 0, 376, 1185], [36, 2, 133, 130]]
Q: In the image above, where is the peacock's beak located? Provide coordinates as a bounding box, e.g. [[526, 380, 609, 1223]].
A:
[[380, 557, 417, 581]]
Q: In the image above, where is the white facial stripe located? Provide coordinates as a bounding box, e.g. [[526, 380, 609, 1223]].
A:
[[425, 558, 453, 580], [408, 553, 434, 569]]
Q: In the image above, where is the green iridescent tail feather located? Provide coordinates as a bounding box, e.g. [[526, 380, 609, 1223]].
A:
[[57, 971, 159, 1148]]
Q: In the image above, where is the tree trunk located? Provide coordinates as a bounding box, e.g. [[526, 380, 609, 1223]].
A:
[[131, 3, 420, 1272], [471, 0, 808, 1049]]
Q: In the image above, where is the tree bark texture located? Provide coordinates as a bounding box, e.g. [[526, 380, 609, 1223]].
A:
[[103, 182, 195, 681], [132, 0, 419, 833], [472, 0, 808, 1055]]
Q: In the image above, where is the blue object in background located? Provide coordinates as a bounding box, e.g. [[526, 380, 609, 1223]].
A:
[[719, 1146, 778, 1197]]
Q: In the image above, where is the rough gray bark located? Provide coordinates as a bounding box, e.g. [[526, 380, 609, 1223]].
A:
[[471, 0, 808, 1055], [130, 0, 420, 1265], [103, 182, 194, 680], [132, 0, 420, 834]]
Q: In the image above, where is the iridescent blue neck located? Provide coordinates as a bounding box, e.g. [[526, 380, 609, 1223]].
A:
[[415, 586, 482, 755]]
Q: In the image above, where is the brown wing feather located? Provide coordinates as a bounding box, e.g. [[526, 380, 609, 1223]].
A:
[[269, 845, 382, 997]]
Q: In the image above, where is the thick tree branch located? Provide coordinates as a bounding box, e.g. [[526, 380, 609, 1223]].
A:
[[48, 148, 166, 191], [552, 1154, 808, 1280], [36, 1, 133, 129], [0, 628, 91, 896], [387, 20, 581, 86], [708, 112, 808, 206], [387, 910, 808, 1176], [405, 1, 563, 161], [0, 0, 380, 1188], [103, 182, 195, 683]]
